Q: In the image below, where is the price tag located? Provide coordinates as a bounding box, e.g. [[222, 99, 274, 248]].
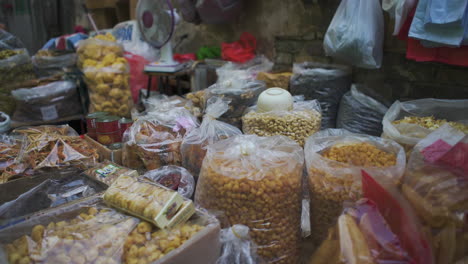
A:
[[40, 105, 58, 121]]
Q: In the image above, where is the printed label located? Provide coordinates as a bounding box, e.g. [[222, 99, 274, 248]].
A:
[[40, 105, 58, 121], [95, 164, 120, 178]]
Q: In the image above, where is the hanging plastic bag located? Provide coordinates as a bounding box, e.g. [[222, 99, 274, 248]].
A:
[[181, 97, 242, 178], [323, 0, 384, 69], [196, 0, 243, 24], [196, 135, 304, 263], [336, 84, 389, 136], [216, 225, 261, 264], [382, 99, 468, 153], [304, 129, 406, 246], [383, 0, 417, 35], [142, 165, 195, 199], [221, 32, 257, 63], [402, 124, 468, 264], [290, 62, 351, 129]]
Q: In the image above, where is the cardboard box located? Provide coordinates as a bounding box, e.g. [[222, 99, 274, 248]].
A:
[[84, 135, 122, 165]]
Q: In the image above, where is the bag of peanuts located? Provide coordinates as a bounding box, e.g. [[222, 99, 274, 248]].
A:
[[402, 124, 468, 264], [77, 33, 133, 117], [382, 99, 468, 155], [195, 135, 304, 264], [181, 97, 242, 178], [304, 129, 406, 247], [242, 99, 322, 146]]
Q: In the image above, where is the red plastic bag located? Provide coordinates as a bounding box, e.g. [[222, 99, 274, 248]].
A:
[[173, 53, 196, 63], [362, 170, 435, 264], [124, 52, 157, 103], [221, 32, 256, 63]]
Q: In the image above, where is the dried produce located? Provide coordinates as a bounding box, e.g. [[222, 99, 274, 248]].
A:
[[4, 205, 139, 264], [0, 49, 19, 60], [0, 135, 26, 183], [196, 135, 304, 264], [393, 116, 468, 134], [305, 129, 405, 247], [185, 90, 206, 118], [142, 166, 195, 199], [242, 100, 322, 146], [85, 160, 138, 186], [256, 72, 292, 89], [104, 175, 195, 229], [78, 33, 132, 117]]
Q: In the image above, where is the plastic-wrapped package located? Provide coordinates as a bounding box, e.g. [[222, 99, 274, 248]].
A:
[[336, 85, 388, 136], [122, 114, 196, 172], [0, 29, 26, 50], [290, 62, 351, 129], [216, 56, 273, 83], [382, 99, 468, 154], [216, 225, 261, 264], [85, 160, 138, 186], [0, 169, 107, 227], [0, 135, 26, 183], [181, 97, 242, 178], [14, 125, 98, 170], [323, 0, 384, 69], [256, 71, 292, 89], [242, 99, 322, 146], [104, 175, 195, 229], [32, 51, 77, 77], [12, 80, 82, 122], [402, 125, 468, 264], [77, 34, 133, 117], [196, 135, 304, 264], [304, 129, 406, 246], [143, 165, 195, 199]]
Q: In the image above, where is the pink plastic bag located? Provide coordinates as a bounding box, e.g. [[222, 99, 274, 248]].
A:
[[124, 52, 157, 103]]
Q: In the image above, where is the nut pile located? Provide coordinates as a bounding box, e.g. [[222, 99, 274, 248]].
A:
[[196, 142, 303, 264], [123, 221, 204, 264], [5, 207, 138, 264], [308, 142, 397, 246], [77, 33, 132, 117], [243, 109, 321, 146], [393, 116, 468, 134], [185, 91, 206, 118]]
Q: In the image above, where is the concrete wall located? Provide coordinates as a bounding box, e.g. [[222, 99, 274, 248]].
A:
[[174, 0, 468, 101]]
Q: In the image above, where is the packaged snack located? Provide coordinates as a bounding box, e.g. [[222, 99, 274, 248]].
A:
[[104, 175, 195, 229], [242, 99, 322, 146], [382, 99, 468, 154], [142, 165, 195, 199], [304, 129, 405, 246], [196, 135, 304, 264], [32, 50, 77, 77], [85, 160, 138, 186], [216, 224, 261, 264], [77, 34, 132, 117], [256, 71, 292, 90], [0, 135, 26, 183], [402, 124, 468, 264], [181, 97, 242, 178]]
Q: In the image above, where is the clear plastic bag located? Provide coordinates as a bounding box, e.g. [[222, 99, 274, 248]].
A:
[[216, 55, 273, 84], [336, 84, 389, 136], [0, 30, 26, 50], [290, 62, 352, 129], [323, 0, 384, 69], [181, 97, 242, 178], [402, 124, 468, 264], [142, 165, 195, 199], [382, 0, 417, 35], [0, 135, 26, 183], [242, 99, 322, 146], [85, 160, 138, 186], [32, 52, 77, 77], [216, 225, 261, 264], [382, 99, 468, 152], [304, 129, 406, 246], [256, 71, 292, 89], [12, 80, 82, 122], [77, 36, 133, 117], [195, 135, 304, 263]]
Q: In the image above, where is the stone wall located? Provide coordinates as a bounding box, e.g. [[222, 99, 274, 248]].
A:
[[174, 0, 468, 101]]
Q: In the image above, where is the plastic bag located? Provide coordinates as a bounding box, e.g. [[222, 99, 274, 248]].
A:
[[290, 62, 352, 129], [242, 99, 322, 146], [104, 175, 195, 229], [85, 160, 138, 186], [216, 225, 260, 264], [176, 0, 201, 24], [0, 135, 26, 183], [32, 51, 77, 77], [256, 71, 292, 89], [304, 129, 406, 246], [14, 125, 98, 170], [12, 80, 82, 122], [77, 35, 133, 117], [216, 55, 273, 83], [0, 200, 139, 264], [142, 165, 195, 199], [382, 99, 468, 152], [196, 0, 243, 24], [402, 125, 468, 264], [336, 84, 389, 136], [196, 135, 304, 263], [323, 0, 384, 69], [181, 97, 242, 178], [221, 32, 257, 63], [124, 52, 154, 104], [383, 0, 417, 35], [0, 30, 25, 51]]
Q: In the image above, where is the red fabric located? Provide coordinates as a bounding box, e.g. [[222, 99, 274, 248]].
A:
[[399, 4, 468, 67], [362, 170, 434, 264], [56, 37, 66, 50], [124, 52, 158, 103], [173, 53, 196, 63], [221, 32, 257, 63]]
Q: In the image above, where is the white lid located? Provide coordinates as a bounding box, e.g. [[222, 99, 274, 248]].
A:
[[257, 88, 293, 113]]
